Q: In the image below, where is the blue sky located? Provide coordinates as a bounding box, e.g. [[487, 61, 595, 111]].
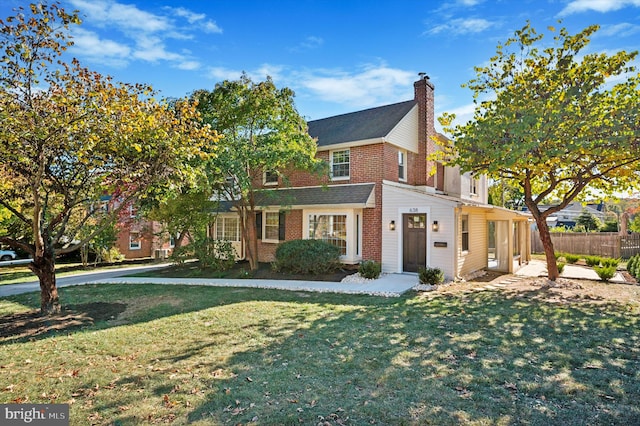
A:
[[2, 0, 639, 125]]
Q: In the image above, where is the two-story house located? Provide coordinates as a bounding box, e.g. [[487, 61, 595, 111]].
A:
[[212, 75, 531, 280]]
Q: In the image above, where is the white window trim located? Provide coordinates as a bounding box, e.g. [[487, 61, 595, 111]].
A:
[[469, 174, 478, 196], [330, 149, 350, 181], [398, 150, 407, 182], [461, 214, 470, 253], [263, 171, 278, 186], [303, 209, 362, 263], [263, 210, 280, 244], [215, 216, 241, 242], [129, 232, 141, 250]]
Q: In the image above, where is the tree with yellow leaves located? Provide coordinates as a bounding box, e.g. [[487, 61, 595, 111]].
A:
[[438, 23, 640, 282], [0, 2, 217, 313]]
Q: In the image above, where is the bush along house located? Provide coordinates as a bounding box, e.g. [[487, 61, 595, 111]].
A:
[[212, 75, 531, 280]]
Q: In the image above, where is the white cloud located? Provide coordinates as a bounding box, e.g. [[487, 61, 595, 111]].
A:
[[299, 65, 415, 107], [598, 22, 640, 37], [558, 0, 640, 16], [426, 18, 496, 36], [67, 0, 221, 70], [176, 61, 201, 71], [69, 28, 131, 67], [207, 67, 244, 82], [167, 6, 223, 34], [70, 0, 170, 33], [133, 36, 182, 62]]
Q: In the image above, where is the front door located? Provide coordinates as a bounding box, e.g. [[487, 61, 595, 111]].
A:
[[403, 214, 427, 272]]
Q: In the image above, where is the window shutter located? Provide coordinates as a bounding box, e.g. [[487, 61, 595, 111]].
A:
[[255, 212, 262, 239], [278, 211, 286, 241]]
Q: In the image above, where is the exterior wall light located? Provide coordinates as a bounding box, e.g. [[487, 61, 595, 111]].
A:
[[432, 220, 439, 232], [389, 220, 396, 231]]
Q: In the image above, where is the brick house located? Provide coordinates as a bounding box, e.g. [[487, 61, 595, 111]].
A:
[[115, 219, 174, 260], [212, 75, 531, 279]]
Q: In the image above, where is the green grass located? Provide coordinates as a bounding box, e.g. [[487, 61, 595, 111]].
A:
[[1, 284, 639, 425]]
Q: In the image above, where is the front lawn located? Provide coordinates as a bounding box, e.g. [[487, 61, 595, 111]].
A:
[[1, 283, 639, 425]]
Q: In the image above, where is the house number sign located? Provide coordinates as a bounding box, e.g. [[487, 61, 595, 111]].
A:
[[409, 208, 419, 212]]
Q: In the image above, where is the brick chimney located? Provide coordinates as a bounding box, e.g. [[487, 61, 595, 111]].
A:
[[414, 73, 436, 187]]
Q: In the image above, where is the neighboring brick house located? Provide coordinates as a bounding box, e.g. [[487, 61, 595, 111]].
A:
[[115, 219, 174, 259], [212, 75, 531, 279]]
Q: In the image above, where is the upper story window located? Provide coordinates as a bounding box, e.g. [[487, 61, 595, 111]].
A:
[[331, 149, 350, 180], [264, 170, 278, 186], [398, 150, 407, 181], [469, 174, 478, 195]]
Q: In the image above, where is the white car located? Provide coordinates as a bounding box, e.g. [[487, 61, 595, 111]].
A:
[[0, 249, 17, 261]]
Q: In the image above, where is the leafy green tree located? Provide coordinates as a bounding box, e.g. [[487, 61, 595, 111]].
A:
[[438, 23, 640, 281], [575, 210, 601, 232], [488, 179, 524, 209], [630, 214, 640, 233], [0, 3, 216, 313], [146, 190, 216, 250], [194, 74, 321, 270]]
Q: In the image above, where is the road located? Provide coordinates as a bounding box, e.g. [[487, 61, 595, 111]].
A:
[[0, 263, 171, 297]]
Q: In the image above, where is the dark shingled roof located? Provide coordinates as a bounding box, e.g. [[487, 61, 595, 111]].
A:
[[308, 100, 416, 147], [215, 184, 375, 212]]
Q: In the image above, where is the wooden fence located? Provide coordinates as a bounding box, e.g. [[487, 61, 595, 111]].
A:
[[532, 232, 640, 259]]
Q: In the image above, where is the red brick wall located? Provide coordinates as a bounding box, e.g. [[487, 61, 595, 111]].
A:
[[116, 220, 172, 259], [251, 77, 437, 265], [414, 76, 437, 187]]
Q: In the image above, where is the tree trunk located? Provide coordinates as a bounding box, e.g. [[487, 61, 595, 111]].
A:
[[28, 249, 60, 315], [244, 211, 259, 270], [534, 214, 559, 281]]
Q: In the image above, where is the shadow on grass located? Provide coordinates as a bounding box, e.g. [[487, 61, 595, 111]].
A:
[[2, 284, 639, 424]]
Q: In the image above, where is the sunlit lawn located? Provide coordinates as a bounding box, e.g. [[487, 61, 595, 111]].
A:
[[1, 283, 639, 425]]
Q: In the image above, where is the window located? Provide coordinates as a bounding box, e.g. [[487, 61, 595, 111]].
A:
[[461, 215, 469, 252], [398, 150, 406, 181], [331, 149, 350, 179], [129, 232, 141, 250], [469, 174, 478, 195], [264, 212, 280, 241], [128, 204, 138, 218], [309, 214, 347, 255], [215, 216, 240, 242], [169, 234, 176, 248], [264, 170, 278, 186]]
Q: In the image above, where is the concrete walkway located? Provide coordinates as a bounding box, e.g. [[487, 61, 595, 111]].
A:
[[515, 259, 628, 283], [88, 273, 421, 297]]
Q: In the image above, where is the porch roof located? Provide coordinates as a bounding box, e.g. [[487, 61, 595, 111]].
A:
[[215, 183, 376, 212]]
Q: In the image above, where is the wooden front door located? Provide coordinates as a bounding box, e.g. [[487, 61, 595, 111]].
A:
[[403, 213, 427, 272]]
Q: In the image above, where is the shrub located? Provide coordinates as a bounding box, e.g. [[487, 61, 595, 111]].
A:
[[564, 253, 580, 264], [196, 238, 236, 271], [630, 255, 640, 279], [634, 256, 640, 278], [171, 238, 236, 271], [554, 252, 564, 260], [359, 260, 381, 279], [594, 265, 616, 282], [584, 255, 602, 267], [274, 239, 341, 274], [601, 258, 620, 268], [557, 262, 565, 274], [418, 266, 444, 285]]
